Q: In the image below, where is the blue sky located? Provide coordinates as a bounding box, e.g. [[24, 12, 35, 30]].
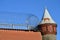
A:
[[0, 0, 60, 40]]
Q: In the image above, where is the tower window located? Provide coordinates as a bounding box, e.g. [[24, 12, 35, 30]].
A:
[[42, 26, 46, 32], [47, 25, 53, 32], [54, 27, 56, 32]]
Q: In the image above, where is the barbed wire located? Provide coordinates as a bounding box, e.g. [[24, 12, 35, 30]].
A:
[[0, 12, 39, 30]]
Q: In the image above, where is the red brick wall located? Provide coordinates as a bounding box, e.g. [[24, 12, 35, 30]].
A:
[[0, 30, 42, 40], [38, 23, 57, 35]]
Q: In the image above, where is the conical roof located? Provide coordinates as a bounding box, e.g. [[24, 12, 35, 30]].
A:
[[40, 8, 56, 24]]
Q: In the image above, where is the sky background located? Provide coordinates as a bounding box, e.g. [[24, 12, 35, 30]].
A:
[[0, 0, 60, 40]]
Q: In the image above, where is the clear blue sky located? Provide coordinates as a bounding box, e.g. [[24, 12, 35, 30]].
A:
[[0, 0, 60, 40]]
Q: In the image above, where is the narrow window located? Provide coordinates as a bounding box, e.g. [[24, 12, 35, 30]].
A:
[[42, 26, 46, 32], [47, 25, 53, 32], [54, 27, 56, 32]]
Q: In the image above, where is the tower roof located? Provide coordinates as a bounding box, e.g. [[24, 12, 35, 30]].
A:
[[40, 8, 56, 24]]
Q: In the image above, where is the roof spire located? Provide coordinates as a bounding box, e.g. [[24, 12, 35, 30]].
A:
[[40, 8, 56, 24]]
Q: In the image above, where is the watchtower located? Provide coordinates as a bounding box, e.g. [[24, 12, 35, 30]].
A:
[[38, 8, 57, 40]]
